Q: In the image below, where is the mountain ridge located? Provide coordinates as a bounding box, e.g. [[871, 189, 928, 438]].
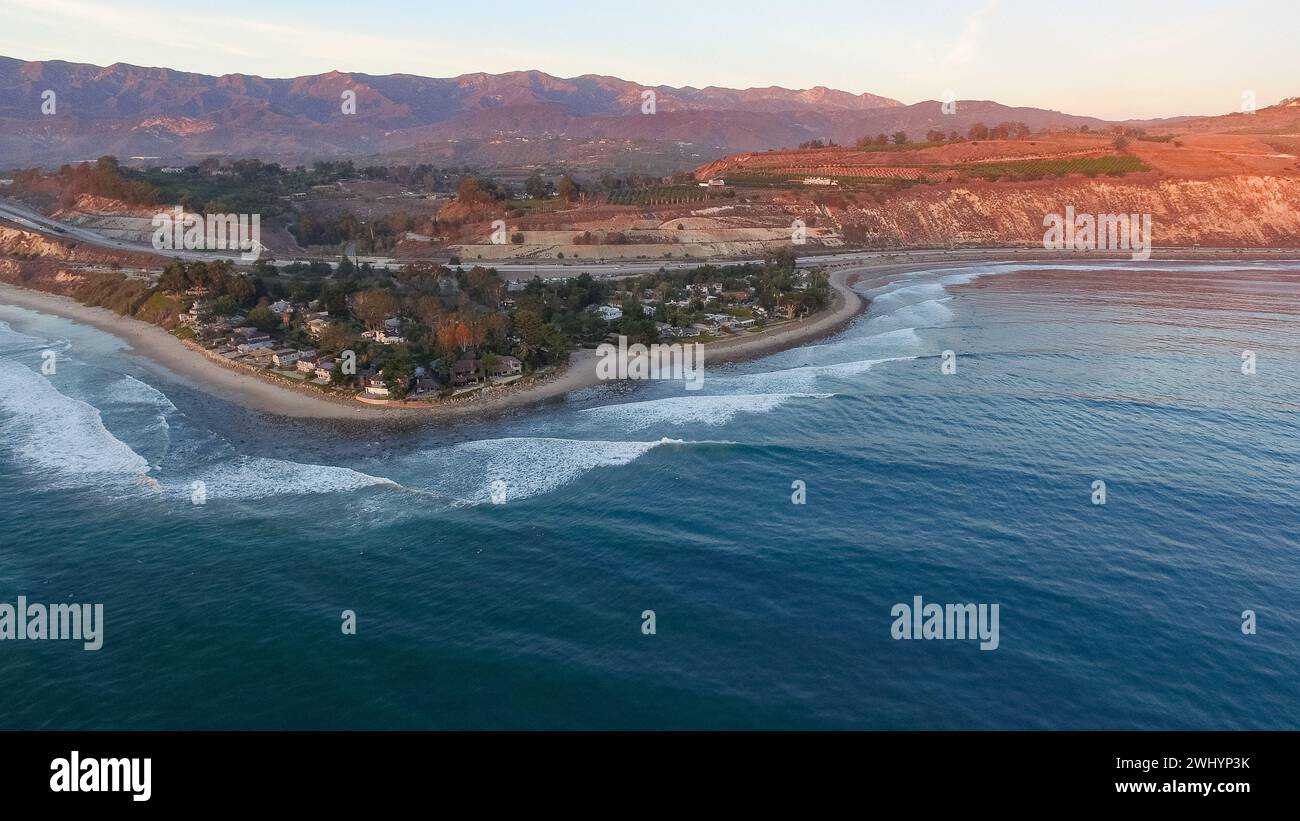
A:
[[0, 56, 1175, 170]]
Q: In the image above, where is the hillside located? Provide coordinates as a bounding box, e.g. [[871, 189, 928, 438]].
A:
[[2, 57, 1114, 169]]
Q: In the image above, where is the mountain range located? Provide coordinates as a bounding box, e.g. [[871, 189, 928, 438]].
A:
[[0, 56, 1168, 170]]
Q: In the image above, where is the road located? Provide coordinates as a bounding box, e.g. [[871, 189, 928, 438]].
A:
[[3, 195, 1296, 281], [0, 197, 232, 263]]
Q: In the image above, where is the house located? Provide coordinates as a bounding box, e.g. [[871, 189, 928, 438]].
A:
[[451, 357, 484, 387], [314, 360, 336, 381], [594, 305, 623, 322], [362, 329, 406, 345], [307, 318, 332, 337], [181, 301, 213, 326], [412, 376, 442, 395], [489, 356, 523, 379], [271, 349, 299, 367], [269, 299, 292, 315], [296, 357, 319, 373], [235, 332, 273, 352], [361, 371, 391, 397]]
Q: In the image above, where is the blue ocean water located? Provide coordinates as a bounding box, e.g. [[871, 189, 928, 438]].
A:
[[1, 261, 1297, 729]]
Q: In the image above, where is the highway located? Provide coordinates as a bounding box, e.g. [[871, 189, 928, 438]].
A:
[[3, 195, 1294, 281], [0, 196, 253, 263]]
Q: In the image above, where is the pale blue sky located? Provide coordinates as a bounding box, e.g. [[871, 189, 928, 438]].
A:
[[1, 0, 1295, 119]]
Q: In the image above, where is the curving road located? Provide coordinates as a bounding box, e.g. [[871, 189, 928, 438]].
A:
[[4, 195, 1295, 281]]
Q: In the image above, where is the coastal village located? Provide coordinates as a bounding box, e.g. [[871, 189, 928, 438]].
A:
[[170, 254, 829, 404]]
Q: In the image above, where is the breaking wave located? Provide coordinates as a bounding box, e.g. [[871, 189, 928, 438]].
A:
[[186, 456, 398, 501], [0, 356, 153, 491], [405, 436, 690, 505], [578, 392, 832, 431], [716, 356, 917, 393]]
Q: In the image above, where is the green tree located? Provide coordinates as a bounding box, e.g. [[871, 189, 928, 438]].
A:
[[557, 175, 579, 203], [247, 303, 277, 331], [382, 351, 415, 399], [525, 172, 546, 200], [213, 294, 239, 316]]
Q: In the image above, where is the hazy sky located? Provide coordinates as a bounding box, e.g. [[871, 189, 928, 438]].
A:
[[1, 0, 1294, 120]]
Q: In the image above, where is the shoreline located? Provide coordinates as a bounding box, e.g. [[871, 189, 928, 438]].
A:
[[0, 270, 870, 422], [4, 249, 1297, 421]]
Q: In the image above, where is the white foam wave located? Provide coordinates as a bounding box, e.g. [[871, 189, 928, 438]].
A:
[[409, 436, 685, 504], [864, 298, 953, 332], [720, 356, 916, 392], [0, 320, 70, 356], [101, 374, 178, 415], [579, 392, 832, 431], [99, 374, 177, 439], [188, 456, 397, 500], [0, 356, 152, 489], [795, 326, 923, 357]]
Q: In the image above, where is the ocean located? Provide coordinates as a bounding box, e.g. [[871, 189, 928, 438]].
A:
[[1, 261, 1297, 729]]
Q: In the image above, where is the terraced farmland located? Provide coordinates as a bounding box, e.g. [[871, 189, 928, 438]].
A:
[[957, 155, 1150, 180], [606, 186, 732, 205]]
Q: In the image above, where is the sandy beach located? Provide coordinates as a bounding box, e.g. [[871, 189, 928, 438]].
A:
[[0, 268, 872, 421]]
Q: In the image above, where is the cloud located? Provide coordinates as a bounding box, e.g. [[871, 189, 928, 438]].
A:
[[0, 0, 533, 78], [946, 0, 1001, 67]]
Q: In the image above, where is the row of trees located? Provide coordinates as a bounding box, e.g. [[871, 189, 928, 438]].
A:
[[853, 120, 1035, 148]]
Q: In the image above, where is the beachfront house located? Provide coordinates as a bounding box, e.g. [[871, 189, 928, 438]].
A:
[[412, 376, 442, 395], [271, 349, 300, 367], [489, 356, 523, 379], [362, 372, 390, 398], [452, 357, 485, 388], [235, 332, 273, 352]]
